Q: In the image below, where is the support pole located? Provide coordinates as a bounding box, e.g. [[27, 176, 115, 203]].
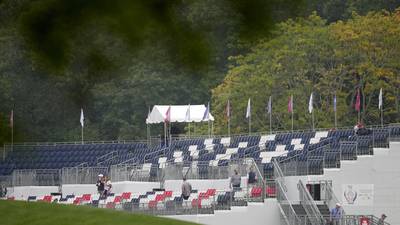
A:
[[164, 122, 167, 147], [81, 126, 84, 144], [269, 111, 272, 134], [312, 110, 315, 131], [380, 108, 384, 127], [188, 122, 191, 138], [334, 109, 337, 129], [291, 111, 294, 132], [228, 118, 231, 137], [249, 115, 251, 135]]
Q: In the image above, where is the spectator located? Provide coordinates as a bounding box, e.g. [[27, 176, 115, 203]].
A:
[[104, 176, 112, 196], [0, 185, 3, 198], [330, 203, 343, 225], [230, 169, 241, 190], [248, 167, 257, 186], [181, 177, 192, 200], [378, 214, 387, 225], [96, 174, 105, 196]]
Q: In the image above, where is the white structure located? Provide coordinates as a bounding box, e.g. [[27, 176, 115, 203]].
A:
[[146, 105, 214, 124]]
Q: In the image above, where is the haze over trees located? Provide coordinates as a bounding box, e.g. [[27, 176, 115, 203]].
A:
[[0, 0, 399, 144]]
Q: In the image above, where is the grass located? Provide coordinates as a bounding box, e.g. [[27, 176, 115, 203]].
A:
[[0, 200, 199, 225]]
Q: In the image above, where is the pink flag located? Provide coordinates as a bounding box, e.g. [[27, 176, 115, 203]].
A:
[[165, 106, 171, 123], [355, 89, 361, 112], [288, 95, 293, 113]]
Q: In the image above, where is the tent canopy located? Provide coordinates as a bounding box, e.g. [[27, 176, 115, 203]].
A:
[[146, 105, 214, 124]]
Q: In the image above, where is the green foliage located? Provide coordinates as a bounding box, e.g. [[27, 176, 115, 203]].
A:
[[211, 11, 400, 134]]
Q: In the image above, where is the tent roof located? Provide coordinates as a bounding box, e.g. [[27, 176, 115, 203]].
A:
[[146, 105, 214, 124]]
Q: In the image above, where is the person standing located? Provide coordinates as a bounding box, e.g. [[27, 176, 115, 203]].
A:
[[104, 176, 112, 197], [330, 203, 343, 225], [230, 170, 241, 191], [378, 214, 387, 225], [181, 177, 192, 200], [96, 174, 105, 196]]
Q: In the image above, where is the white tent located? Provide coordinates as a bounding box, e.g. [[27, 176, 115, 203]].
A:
[[146, 105, 214, 124]]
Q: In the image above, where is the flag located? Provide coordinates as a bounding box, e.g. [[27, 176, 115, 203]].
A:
[[378, 88, 383, 109], [267, 96, 272, 114], [288, 95, 293, 113], [10, 110, 13, 128], [355, 89, 361, 112], [185, 104, 191, 122], [246, 98, 251, 119], [308, 92, 313, 114], [80, 108, 84, 127], [202, 102, 210, 120], [226, 100, 231, 118], [165, 106, 171, 123], [333, 95, 337, 112]]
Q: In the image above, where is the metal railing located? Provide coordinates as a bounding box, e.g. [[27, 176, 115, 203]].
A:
[[298, 180, 325, 225], [324, 182, 344, 215], [273, 158, 300, 225], [12, 169, 60, 186], [296, 215, 390, 225], [61, 166, 108, 184], [96, 151, 118, 166]]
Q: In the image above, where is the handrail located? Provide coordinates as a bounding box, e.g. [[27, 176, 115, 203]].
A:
[[272, 158, 300, 225], [298, 180, 325, 225], [144, 147, 169, 163], [96, 151, 118, 165], [325, 182, 345, 216]]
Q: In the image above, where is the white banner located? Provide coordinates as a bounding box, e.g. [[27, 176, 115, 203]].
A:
[[342, 184, 374, 206]]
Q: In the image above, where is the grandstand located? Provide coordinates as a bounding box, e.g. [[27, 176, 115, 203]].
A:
[[1, 124, 399, 225]]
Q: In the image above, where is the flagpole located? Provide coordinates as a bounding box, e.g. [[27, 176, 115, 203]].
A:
[[381, 107, 383, 127], [169, 122, 172, 147], [311, 110, 315, 131], [228, 117, 231, 137], [11, 122, 14, 152], [249, 114, 252, 135], [164, 122, 167, 147], [269, 111, 272, 134], [81, 125, 84, 144], [291, 111, 294, 132], [208, 120, 210, 138], [334, 110, 337, 129], [188, 122, 191, 138]]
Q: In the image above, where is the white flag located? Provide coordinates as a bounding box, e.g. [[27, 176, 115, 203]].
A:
[[80, 108, 84, 127], [246, 98, 251, 119], [185, 104, 191, 122], [308, 92, 313, 113], [378, 88, 383, 109]]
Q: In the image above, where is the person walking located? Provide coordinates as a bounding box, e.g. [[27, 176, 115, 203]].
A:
[[230, 169, 241, 191], [104, 176, 112, 197], [330, 203, 343, 225], [96, 174, 105, 196], [181, 177, 192, 200]]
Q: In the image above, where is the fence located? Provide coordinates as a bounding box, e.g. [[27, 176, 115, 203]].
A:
[[298, 180, 325, 225], [61, 166, 108, 184], [110, 163, 159, 182], [12, 169, 60, 186], [296, 215, 390, 225]]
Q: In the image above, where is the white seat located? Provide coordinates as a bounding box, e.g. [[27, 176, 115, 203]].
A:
[[276, 145, 286, 152], [261, 157, 272, 164], [315, 131, 328, 138], [220, 137, 231, 146], [142, 163, 152, 172], [188, 145, 198, 151], [294, 144, 305, 150], [216, 154, 229, 160], [158, 157, 167, 164], [238, 142, 248, 148], [225, 148, 238, 155], [174, 157, 183, 163], [309, 137, 321, 144], [209, 160, 219, 166], [291, 138, 302, 145], [173, 151, 183, 158], [204, 138, 213, 146], [234, 191, 246, 198]]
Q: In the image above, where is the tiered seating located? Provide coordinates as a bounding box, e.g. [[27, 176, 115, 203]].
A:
[[1, 142, 147, 176]]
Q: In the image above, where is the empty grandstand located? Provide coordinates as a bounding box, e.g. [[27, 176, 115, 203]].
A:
[[1, 124, 399, 225]]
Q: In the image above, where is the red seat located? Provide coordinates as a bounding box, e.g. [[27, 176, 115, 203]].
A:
[[155, 194, 165, 202], [106, 202, 115, 209], [148, 200, 157, 209], [266, 186, 276, 197], [42, 195, 52, 203], [191, 199, 201, 208], [198, 192, 209, 199], [7, 197, 15, 201], [251, 187, 262, 197], [206, 189, 216, 196], [164, 191, 173, 197], [113, 196, 122, 204], [121, 192, 131, 200], [73, 197, 81, 205], [81, 194, 91, 202]]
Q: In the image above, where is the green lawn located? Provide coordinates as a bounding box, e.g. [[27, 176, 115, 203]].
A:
[[0, 200, 199, 225]]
